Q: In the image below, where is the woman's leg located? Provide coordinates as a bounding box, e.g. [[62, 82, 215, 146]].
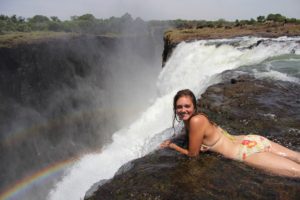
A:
[[244, 152, 300, 178], [269, 141, 300, 163]]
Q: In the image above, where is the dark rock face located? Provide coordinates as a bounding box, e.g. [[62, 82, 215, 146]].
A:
[[85, 71, 300, 200], [199, 72, 300, 148], [0, 34, 159, 111], [162, 34, 178, 67], [0, 34, 163, 191], [0, 35, 118, 189]]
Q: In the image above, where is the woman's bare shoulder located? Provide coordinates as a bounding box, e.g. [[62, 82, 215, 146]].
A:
[[189, 114, 210, 134], [189, 114, 209, 125]]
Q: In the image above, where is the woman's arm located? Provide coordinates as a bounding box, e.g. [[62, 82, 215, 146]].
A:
[[160, 115, 208, 157], [160, 140, 189, 155]]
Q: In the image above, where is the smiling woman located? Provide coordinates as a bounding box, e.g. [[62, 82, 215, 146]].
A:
[[174, 95, 196, 121], [161, 89, 300, 178]]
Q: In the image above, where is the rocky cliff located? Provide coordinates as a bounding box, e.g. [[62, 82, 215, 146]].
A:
[[0, 32, 162, 191], [85, 72, 300, 200]]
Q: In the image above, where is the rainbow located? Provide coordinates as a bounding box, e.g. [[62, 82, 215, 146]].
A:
[[0, 108, 105, 200], [0, 158, 77, 200]]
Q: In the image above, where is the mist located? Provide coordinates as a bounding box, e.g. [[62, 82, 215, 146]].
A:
[[0, 23, 164, 199]]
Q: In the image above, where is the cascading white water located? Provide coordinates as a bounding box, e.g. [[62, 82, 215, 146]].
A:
[[48, 36, 300, 200]]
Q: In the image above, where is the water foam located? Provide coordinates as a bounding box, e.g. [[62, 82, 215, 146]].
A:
[[48, 37, 300, 200], [253, 69, 300, 83]]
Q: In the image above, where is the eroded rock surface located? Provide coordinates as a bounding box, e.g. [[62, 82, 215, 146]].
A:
[[85, 71, 300, 200]]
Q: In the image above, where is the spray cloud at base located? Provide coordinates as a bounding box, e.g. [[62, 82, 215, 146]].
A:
[[0, 30, 163, 200]]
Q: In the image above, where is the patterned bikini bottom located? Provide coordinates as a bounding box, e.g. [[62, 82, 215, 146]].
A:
[[236, 134, 272, 161]]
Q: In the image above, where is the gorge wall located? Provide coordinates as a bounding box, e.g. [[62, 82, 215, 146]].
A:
[[0, 33, 163, 191]]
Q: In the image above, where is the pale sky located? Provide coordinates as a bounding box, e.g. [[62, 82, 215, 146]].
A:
[[0, 0, 299, 21]]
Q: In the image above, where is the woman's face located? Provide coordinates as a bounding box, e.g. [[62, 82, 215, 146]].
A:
[[175, 96, 195, 121]]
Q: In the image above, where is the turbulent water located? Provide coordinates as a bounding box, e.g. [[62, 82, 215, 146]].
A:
[[45, 36, 300, 200], [1, 36, 299, 200]]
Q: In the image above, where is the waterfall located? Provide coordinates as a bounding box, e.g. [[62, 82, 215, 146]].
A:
[[48, 36, 300, 200]]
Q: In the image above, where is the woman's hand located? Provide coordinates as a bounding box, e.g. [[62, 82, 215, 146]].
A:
[[160, 140, 172, 148], [200, 146, 209, 152], [160, 139, 189, 155]]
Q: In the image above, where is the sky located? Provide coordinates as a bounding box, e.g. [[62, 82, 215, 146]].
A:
[[0, 0, 300, 21]]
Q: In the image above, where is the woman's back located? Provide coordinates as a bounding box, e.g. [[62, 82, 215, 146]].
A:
[[190, 114, 240, 159]]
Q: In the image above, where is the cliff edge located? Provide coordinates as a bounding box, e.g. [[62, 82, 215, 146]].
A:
[[85, 73, 300, 200], [162, 23, 300, 66]]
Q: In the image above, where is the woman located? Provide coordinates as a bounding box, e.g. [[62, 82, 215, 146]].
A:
[[160, 89, 300, 178]]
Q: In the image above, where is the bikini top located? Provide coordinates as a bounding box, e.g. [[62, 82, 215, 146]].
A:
[[201, 128, 235, 150]]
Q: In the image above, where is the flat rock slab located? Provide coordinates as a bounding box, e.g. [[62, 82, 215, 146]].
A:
[[85, 71, 300, 200]]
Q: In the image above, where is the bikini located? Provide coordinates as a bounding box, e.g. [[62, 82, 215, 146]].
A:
[[236, 134, 271, 161], [201, 128, 272, 161], [200, 128, 234, 151]]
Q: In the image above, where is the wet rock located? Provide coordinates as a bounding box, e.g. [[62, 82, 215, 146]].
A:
[[162, 34, 178, 67], [85, 70, 300, 200], [199, 72, 300, 148], [85, 179, 111, 199], [86, 149, 300, 200]]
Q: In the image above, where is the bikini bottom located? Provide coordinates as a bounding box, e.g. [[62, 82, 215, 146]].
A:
[[236, 135, 271, 161]]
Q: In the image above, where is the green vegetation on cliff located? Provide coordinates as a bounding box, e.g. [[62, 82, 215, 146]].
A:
[[1, 13, 300, 48], [1, 13, 299, 35], [164, 23, 300, 44], [0, 13, 169, 47], [0, 31, 81, 48], [0, 13, 158, 35]]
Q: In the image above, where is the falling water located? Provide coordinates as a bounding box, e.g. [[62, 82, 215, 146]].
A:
[[47, 36, 300, 200]]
